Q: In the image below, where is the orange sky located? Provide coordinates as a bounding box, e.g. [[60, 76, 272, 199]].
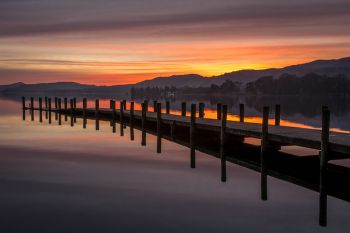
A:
[[0, 0, 350, 85]]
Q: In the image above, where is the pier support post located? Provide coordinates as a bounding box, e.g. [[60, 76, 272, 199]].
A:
[[48, 98, 52, 124], [70, 99, 74, 127], [30, 97, 34, 121], [39, 97, 43, 122], [83, 98, 87, 129], [190, 104, 196, 168], [275, 104, 281, 126], [181, 102, 186, 116], [220, 105, 228, 182], [58, 98, 62, 125], [261, 106, 269, 201], [157, 103, 162, 153], [141, 102, 147, 146], [123, 100, 127, 110], [95, 99, 99, 130], [73, 98, 77, 123], [120, 101, 124, 136], [153, 100, 157, 112], [22, 96, 26, 120], [239, 103, 244, 122], [130, 101, 135, 140], [45, 96, 48, 119], [217, 103, 222, 120], [64, 98, 68, 121], [166, 101, 170, 114], [54, 97, 58, 120], [319, 107, 330, 227], [199, 103, 205, 118], [111, 100, 116, 133]]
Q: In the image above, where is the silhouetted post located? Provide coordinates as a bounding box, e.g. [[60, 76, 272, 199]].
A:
[[123, 100, 127, 110], [54, 97, 58, 120], [83, 98, 87, 129], [190, 104, 196, 168], [319, 107, 330, 227], [95, 99, 99, 130], [181, 102, 186, 116], [64, 98, 68, 121], [70, 99, 74, 127], [111, 100, 116, 133], [261, 106, 269, 201], [38, 97, 43, 122], [45, 96, 48, 119], [30, 97, 34, 121], [199, 103, 205, 118], [120, 101, 124, 136], [153, 100, 157, 112], [58, 98, 62, 125], [239, 103, 244, 122], [22, 96, 26, 120], [166, 101, 170, 114], [156, 103, 162, 153], [73, 98, 77, 123], [217, 103, 222, 120], [145, 100, 149, 112], [220, 105, 228, 182], [275, 104, 281, 126], [130, 101, 135, 140], [48, 98, 52, 124], [141, 102, 146, 146]]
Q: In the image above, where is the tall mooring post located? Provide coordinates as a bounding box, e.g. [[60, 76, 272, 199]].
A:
[[95, 99, 99, 130], [39, 97, 43, 123], [22, 96, 26, 120], [261, 106, 269, 201], [319, 107, 330, 227], [48, 98, 52, 124], [156, 103, 162, 153], [64, 98, 68, 121], [69, 99, 74, 127], [153, 100, 158, 112], [83, 98, 87, 129], [130, 101, 135, 141], [58, 98, 62, 125], [239, 103, 245, 122], [111, 100, 116, 133], [166, 101, 170, 114], [141, 101, 147, 146], [30, 97, 34, 121], [199, 103, 205, 118], [220, 105, 228, 182], [217, 103, 222, 120], [120, 101, 124, 136], [44, 96, 48, 119], [181, 102, 186, 116], [190, 104, 196, 168]]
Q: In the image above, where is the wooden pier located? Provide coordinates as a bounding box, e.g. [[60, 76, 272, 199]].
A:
[[22, 97, 350, 227]]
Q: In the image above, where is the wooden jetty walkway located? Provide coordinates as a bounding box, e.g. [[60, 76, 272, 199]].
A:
[[22, 96, 350, 227]]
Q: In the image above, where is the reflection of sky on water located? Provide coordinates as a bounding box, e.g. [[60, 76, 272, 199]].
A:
[[0, 98, 350, 232]]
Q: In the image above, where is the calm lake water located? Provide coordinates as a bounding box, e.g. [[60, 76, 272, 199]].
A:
[[0, 97, 350, 233]]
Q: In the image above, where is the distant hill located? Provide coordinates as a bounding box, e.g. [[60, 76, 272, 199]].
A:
[[1, 57, 349, 93]]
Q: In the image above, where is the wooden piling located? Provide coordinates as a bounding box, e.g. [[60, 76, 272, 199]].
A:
[[22, 96, 25, 120], [239, 103, 244, 122], [261, 106, 269, 201], [58, 98, 62, 125], [166, 101, 170, 114], [54, 97, 58, 120], [130, 101, 135, 140], [83, 98, 87, 129], [30, 97, 34, 121], [120, 101, 124, 136], [156, 103, 162, 153], [217, 103, 222, 120], [73, 98, 77, 123], [153, 100, 158, 112], [199, 103, 205, 118], [319, 107, 330, 227], [190, 104, 196, 168], [48, 98, 52, 124], [39, 97, 43, 122], [141, 102, 146, 146], [95, 99, 99, 130], [181, 102, 186, 116], [275, 104, 281, 126], [70, 99, 74, 127], [111, 100, 116, 133], [123, 100, 127, 110], [64, 98, 68, 121], [220, 105, 228, 182], [45, 96, 48, 119]]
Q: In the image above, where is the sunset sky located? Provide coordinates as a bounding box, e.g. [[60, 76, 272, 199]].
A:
[[0, 0, 350, 85]]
